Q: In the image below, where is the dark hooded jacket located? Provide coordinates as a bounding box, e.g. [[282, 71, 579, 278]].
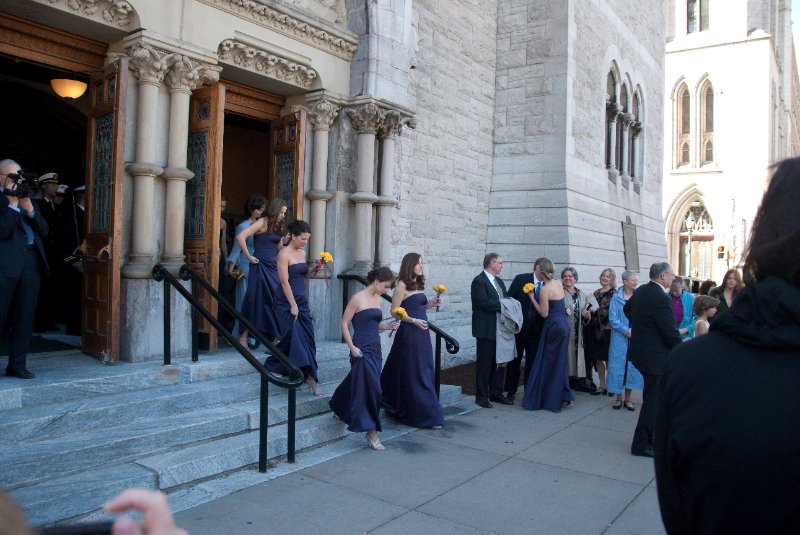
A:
[[655, 276, 800, 534]]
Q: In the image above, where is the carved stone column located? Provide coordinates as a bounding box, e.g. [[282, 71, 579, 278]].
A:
[[606, 101, 622, 182], [375, 111, 412, 267], [122, 41, 171, 278], [630, 122, 643, 187], [161, 56, 221, 270], [345, 103, 382, 273], [303, 99, 338, 258], [619, 112, 634, 184]]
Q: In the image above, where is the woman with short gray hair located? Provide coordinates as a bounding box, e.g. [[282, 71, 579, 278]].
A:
[[607, 270, 643, 410], [561, 267, 597, 390]]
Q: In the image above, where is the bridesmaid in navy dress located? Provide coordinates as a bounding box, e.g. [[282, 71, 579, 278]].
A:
[[330, 267, 399, 450], [237, 199, 288, 347], [265, 220, 323, 395], [381, 253, 444, 428], [522, 258, 574, 412]]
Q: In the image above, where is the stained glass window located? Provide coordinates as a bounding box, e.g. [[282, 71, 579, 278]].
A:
[[91, 113, 113, 232], [185, 131, 208, 239]]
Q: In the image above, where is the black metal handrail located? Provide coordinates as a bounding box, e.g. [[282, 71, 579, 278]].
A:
[[337, 273, 460, 397], [152, 263, 304, 472]]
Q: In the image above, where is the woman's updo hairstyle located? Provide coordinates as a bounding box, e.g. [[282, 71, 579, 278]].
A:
[[287, 219, 311, 236], [366, 266, 395, 286]]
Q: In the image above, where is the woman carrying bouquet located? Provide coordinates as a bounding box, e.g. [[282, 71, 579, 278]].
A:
[[381, 253, 444, 428]]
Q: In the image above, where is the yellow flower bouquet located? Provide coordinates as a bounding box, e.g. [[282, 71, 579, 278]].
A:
[[432, 284, 447, 311], [308, 251, 333, 280], [386, 307, 408, 338], [523, 282, 535, 294]]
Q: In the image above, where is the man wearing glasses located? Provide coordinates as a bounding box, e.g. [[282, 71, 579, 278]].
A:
[[470, 253, 509, 408], [0, 159, 49, 379], [624, 262, 682, 457]]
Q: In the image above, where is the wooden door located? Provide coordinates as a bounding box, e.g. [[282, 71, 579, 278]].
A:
[[184, 83, 225, 351], [81, 57, 127, 362], [269, 110, 306, 222]]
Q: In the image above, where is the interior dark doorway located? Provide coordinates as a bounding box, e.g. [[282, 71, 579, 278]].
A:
[[0, 53, 88, 350]]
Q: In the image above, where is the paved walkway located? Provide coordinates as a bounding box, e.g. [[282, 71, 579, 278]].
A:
[[174, 389, 665, 535]]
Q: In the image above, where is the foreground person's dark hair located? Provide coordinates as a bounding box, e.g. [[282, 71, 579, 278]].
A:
[[743, 157, 800, 286]]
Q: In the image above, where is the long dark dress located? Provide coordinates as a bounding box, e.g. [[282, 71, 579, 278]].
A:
[[265, 262, 318, 381], [329, 308, 383, 432], [522, 298, 574, 412], [381, 293, 444, 427], [240, 232, 281, 341]]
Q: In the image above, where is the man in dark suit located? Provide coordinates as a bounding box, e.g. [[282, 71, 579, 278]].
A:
[[624, 261, 682, 457], [471, 252, 510, 408], [1, 159, 50, 379], [503, 258, 546, 403]]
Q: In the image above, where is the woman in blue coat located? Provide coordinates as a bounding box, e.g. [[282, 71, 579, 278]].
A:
[[607, 270, 644, 411]]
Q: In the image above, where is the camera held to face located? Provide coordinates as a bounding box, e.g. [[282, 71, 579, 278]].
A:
[[2, 171, 38, 198]]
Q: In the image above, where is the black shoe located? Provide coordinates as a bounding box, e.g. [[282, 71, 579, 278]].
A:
[[490, 395, 513, 405], [475, 398, 493, 408], [631, 445, 654, 458], [6, 368, 35, 379]]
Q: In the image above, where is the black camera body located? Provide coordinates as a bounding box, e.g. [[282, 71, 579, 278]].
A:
[[2, 171, 38, 198]]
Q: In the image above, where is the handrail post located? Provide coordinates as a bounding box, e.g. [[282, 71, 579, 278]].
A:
[[259, 375, 269, 473], [164, 276, 171, 366], [287, 388, 297, 463], [190, 278, 199, 362], [435, 334, 442, 398]]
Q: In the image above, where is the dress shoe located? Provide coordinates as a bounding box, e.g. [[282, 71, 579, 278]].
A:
[[6, 368, 35, 379], [475, 398, 493, 408], [490, 395, 513, 405], [631, 445, 654, 458]]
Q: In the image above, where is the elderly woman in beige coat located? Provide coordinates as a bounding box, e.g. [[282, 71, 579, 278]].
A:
[[561, 267, 598, 392]]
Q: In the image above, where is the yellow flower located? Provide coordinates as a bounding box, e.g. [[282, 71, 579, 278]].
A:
[[433, 284, 448, 295], [391, 307, 408, 320], [319, 251, 333, 263], [523, 282, 535, 294]]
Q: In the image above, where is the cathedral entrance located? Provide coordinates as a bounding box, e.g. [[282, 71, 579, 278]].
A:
[[0, 15, 111, 359]]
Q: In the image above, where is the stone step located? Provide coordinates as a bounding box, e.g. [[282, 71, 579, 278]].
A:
[[0, 343, 351, 410], [136, 412, 349, 489], [0, 375, 263, 444], [0, 406, 250, 489], [9, 463, 156, 528], [13, 393, 469, 527]]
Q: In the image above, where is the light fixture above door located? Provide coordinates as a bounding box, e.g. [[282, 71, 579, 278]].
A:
[[50, 78, 88, 99]]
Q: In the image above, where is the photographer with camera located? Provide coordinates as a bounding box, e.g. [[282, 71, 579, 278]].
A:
[[1, 158, 49, 380]]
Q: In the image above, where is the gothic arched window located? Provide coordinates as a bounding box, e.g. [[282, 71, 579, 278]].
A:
[[605, 71, 617, 170], [700, 81, 714, 165], [676, 83, 690, 167]]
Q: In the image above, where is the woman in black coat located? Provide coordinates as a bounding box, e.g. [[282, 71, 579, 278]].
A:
[[654, 157, 800, 534]]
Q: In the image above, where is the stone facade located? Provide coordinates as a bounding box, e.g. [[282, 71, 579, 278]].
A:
[[1, 0, 667, 366], [491, 0, 667, 289]]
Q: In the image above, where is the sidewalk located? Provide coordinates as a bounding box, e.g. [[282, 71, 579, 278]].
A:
[[173, 389, 665, 535]]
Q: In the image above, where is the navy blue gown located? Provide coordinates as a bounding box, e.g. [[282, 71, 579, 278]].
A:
[[522, 298, 574, 412], [265, 262, 318, 381], [381, 293, 444, 427], [329, 308, 383, 432], [240, 232, 281, 341]]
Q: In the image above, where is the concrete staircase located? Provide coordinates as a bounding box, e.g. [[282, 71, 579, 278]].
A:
[[0, 341, 466, 527]]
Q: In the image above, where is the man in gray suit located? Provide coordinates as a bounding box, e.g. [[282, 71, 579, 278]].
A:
[[624, 261, 682, 457], [471, 252, 511, 408]]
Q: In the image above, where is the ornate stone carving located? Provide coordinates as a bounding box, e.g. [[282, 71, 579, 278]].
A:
[[219, 40, 317, 89], [127, 41, 174, 84], [345, 103, 382, 135], [378, 110, 416, 139], [631, 121, 644, 138], [40, 0, 135, 29], [299, 99, 339, 131], [197, 0, 357, 60], [620, 112, 634, 128], [165, 56, 222, 92], [606, 101, 623, 121]]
